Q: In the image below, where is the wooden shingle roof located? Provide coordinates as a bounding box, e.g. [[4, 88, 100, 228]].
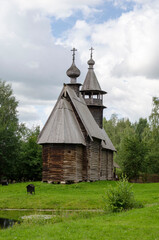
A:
[[81, 69, 102, 92], [67, 86, 103, 140], [81, 57, 106, 94], [101, 129, 116, 152], [38, 96, 86, 145], [38, 85, 116, 152]]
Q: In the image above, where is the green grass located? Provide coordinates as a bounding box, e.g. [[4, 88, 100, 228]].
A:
[[0, 181, 115, 209], [0, 181, 159, 210], [0, 205, 159, 240], [0, 181, 159, 239]]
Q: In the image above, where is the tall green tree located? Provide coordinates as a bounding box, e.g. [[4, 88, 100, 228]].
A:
[[0, 80, 19, 180], [103, 114, 132, 165], [18, 126, 42, 181], [134, 118, 148, 141], [118, 127, 147, 180], [104, 98, 159, 179], [144, 97, 159, 174], [149, 97, 159, 129], [103, 114, 131, 148]]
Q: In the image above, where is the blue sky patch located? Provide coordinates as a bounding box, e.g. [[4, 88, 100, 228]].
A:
[[50, 1, 135, 38]]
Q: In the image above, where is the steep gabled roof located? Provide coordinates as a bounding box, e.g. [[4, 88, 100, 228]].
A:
[[67, 86, 116, 151], [38, 96, 86, 145], [66, 86, 103, 140], [38, 85, 116, 151]]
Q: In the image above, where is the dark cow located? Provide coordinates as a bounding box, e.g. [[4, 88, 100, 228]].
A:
[[26, 184, 35, 194]]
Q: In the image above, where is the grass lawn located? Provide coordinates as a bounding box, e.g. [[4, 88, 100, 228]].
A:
[[0, 205, 159, 240], [0, 181, 159, 239], [0, 181, 159, 209]]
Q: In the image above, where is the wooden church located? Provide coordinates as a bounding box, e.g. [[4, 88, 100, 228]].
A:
[[38, 48, 116, 183]]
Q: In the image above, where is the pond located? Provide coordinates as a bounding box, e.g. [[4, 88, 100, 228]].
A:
[[0, 210, 56, 230], [0, 218, 16, 229]]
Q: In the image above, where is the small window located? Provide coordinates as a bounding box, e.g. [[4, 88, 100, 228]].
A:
[[85, 95, 89, 99]]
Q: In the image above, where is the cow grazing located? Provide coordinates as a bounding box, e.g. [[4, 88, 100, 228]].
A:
[[26, 184, 35, 194]]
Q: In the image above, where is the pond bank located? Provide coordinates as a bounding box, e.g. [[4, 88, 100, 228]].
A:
[[0, 218, 17, 229]]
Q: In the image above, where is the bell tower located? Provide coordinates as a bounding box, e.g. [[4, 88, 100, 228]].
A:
[[80, 48, 106, 128]]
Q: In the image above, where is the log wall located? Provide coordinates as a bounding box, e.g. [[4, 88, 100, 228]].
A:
[[63, 145, 84, 182], [100, 150, 107, 180], [107, 150, 113, 180], [87, 138, 101, 181], [63, 145, 76, 182], [42, 144, 50, 182], [42, 144, 84, 183], [76, 145, 84, 182], [42, 144, 64, 182], [42, 142, 114, 183]]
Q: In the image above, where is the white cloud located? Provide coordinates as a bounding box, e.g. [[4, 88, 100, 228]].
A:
[[104, 76, 158, 121], [0, 0, 159, 127], [26, 61, 39, 69], [57, 1, 159, 122], [0, 0, 74, 125], [10, 0, 104, 19], [0, 3, 72, 88], [18, 105, 39, 121], [58, 1, 159, 78]]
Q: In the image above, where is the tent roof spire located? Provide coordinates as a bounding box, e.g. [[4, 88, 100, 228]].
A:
[[81, 48, 105, 93]]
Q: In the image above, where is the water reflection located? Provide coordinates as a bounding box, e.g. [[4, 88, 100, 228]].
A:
[[0, 218, 15, 229]]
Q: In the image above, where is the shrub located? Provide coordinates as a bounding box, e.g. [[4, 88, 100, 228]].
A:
[[105, 176, 143, 212]]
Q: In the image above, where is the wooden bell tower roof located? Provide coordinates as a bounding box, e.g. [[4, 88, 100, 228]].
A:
[[81, 47, 106, 94]]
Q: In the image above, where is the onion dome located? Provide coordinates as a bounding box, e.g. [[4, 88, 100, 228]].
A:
[[66, 48, 80, 81], [66, 62, 80, 78], [87, 58, 95, 68]]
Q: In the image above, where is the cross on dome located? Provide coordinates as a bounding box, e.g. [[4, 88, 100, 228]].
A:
[[89, 47, 94, 59], [87, 47, 95, 67], [71, 48, 77, 63]]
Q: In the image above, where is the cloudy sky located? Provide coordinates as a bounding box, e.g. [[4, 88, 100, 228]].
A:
[[0, 0, 159, 128]]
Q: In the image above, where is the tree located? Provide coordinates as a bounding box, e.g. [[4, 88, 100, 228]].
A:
[[103, 114, 132, 165], [103, 115, 117, 144], [103, 114, 130, 147], [134, 118, 148, 141], [118, 127, 147, 180], [149, 97, 159, 130], [104, 103, 159, 178], [18, 126, 42, 181], [0, 80, 19, 180], [0, 80, 42, 181], [143, 97, 159, 174]]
